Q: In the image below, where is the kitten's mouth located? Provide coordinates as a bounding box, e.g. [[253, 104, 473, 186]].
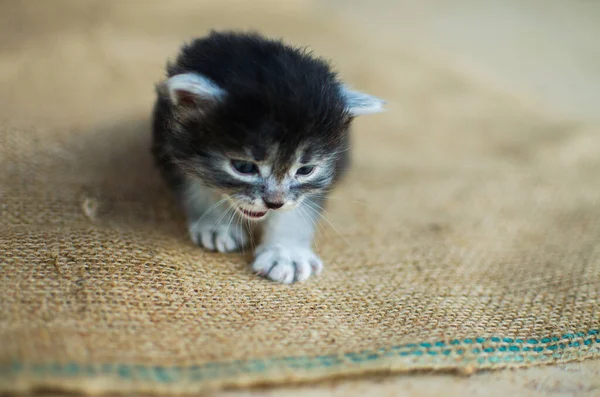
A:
[[238, 207, 267, 220]]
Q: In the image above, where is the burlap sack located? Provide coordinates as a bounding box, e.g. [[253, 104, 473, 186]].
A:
[[1, 0, 598, 394]]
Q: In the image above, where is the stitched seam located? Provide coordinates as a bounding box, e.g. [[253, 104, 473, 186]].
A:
[[1, 329, 598, 383]]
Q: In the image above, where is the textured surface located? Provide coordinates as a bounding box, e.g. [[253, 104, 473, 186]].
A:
[[1, 0, 599, 395], [215, 361, 600, 397]]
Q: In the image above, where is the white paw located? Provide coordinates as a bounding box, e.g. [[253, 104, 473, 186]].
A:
[[189, 221, 248, 253], [252, 244, 323, 284]]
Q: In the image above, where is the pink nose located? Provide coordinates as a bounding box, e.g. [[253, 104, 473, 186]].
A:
[[263, 200, 284, 210]]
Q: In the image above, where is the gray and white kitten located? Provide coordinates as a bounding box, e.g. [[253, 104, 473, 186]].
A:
[[152, 31, 384, 284]]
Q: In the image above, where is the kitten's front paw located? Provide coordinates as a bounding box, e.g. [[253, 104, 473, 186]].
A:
[[252, 244, 323, 284], [189, 221, 248, 253]]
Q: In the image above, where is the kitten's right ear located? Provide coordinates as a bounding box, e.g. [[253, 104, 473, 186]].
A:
[[157, 73, 226, 112]]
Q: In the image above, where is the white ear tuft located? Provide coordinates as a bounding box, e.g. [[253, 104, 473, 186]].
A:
[[159, 73, 226, 107], [340, 85, 386, 116]]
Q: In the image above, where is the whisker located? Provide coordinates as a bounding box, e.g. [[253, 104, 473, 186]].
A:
[[229, 197, 254, 257], [192, 197, 229, 229], [224, 206, 238, 244], [297, 204, 319, 252], [304, 200, 349, 246], [228, 198, 246, 258], [230, 198, 248, 257], [301, 202, 324, 238], [237, 216, 246, 258], [247, 216, 256, 252], [310, 193, 369, 207], [213, 201, 235, 228]]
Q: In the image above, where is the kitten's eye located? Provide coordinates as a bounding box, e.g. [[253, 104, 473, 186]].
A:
[[296, 165, 315, 176], [231, 160, 259, 175]]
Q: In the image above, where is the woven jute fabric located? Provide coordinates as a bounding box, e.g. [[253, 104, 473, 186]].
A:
[[1, 0, 599, 394]]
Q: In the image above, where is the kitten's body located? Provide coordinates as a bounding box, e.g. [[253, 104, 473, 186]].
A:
[[152, 31, 383, 283]]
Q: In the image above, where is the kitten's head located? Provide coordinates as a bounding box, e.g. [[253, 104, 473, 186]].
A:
[[157, 32, 384, 220]]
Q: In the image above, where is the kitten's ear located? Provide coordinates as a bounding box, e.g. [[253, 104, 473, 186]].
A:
[[157, 72, 226, 111], [340, 85, 386, 117]]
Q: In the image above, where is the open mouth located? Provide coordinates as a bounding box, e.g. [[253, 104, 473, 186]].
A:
[[238, 207, 267, 220]]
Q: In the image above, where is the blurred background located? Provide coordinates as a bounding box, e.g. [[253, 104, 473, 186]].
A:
[[3, 0, 600, 124], [326, 0, 600, 122], [4, 0, 599, 192]]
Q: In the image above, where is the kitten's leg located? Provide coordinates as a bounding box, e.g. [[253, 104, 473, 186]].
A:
[[252, 197, 323, 284], [182, 181, 249, 253]]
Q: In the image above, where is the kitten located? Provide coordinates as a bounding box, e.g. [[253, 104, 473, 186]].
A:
[[151, 31, 384, 284]]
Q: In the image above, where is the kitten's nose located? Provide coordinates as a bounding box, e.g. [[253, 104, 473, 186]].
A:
[[263, 200, 284, 210]]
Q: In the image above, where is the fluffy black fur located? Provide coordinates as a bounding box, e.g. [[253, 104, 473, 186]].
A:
[[151, 31, 351, 199]]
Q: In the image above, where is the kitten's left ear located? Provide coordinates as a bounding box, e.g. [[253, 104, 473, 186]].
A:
[[340, 85, 386, 117], [157, 72, 226, 112]]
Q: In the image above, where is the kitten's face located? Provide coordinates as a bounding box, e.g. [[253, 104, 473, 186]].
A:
[[217, 144, 340, 219], [182, 136, 344, 220], [166, 93, 350, 220]]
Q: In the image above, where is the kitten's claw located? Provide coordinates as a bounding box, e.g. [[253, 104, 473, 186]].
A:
[[189, 222, 248, 253], [252, 244, 323, 284]]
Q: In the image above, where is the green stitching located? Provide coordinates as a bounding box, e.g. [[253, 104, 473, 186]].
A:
[[1, 329, 598, 384]]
